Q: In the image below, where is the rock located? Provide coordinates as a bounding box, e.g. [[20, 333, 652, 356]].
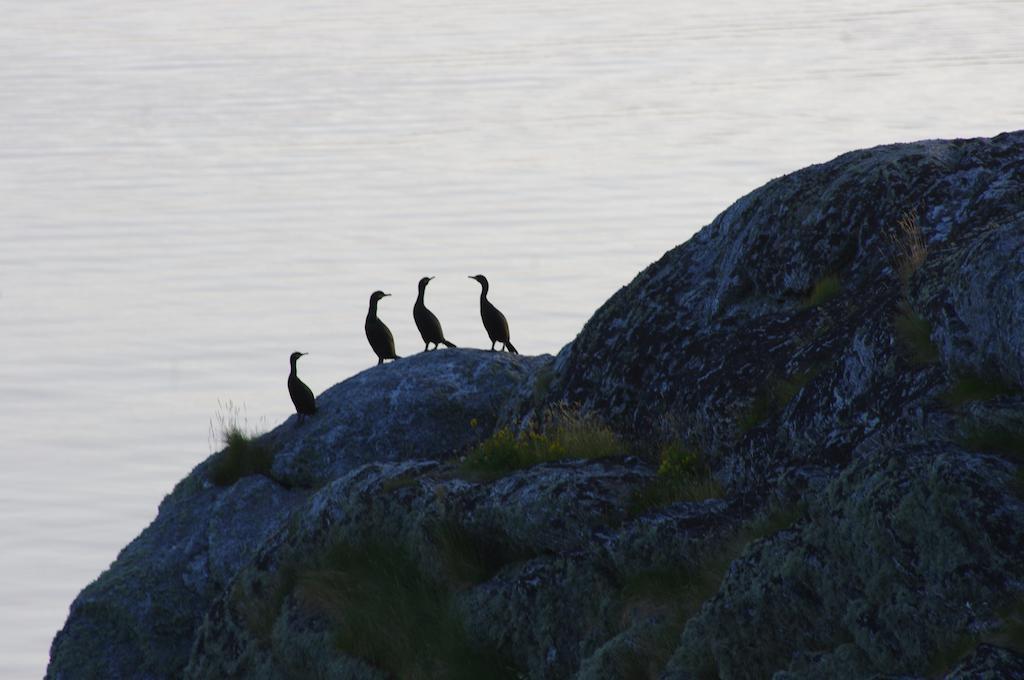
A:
[[548, 131, 1024, 492], [266, 349, 552, 487], [47, 475, 302, 680], [944, 644, 1024, 679], [666, 442, 1024, 679], [47, 350, 550, 679], [183, 456, 667, 678], [49, 131, 1024, 680]]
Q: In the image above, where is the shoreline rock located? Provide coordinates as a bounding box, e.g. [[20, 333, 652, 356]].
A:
[[49, 131, 1024, 679]]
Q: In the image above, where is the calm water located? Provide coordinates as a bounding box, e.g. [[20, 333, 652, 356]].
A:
[[2, 0, 1022, 675]]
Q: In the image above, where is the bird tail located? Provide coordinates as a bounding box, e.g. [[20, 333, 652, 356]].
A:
[[441, 339, 457, 348], [505, 341, 518, 354]]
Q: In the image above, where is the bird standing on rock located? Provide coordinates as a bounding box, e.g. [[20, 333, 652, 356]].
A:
[[366, 290, 400, 365], [287, 352, 316, 425], [469, 274, 518, 353], [414, 276, 457, 351]]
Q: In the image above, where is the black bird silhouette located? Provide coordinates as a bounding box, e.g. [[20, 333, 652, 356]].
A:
[[414, 276, 456, 351], [288, 351, 316, 425], [469, 274, 518, 353], [366, 290, 400, 365]]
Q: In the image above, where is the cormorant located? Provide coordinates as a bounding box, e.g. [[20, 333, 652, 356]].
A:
[[366, 290, 400, 365], [288, 351, 316, 425], [469, 274, 518, 353], [414, 276, 456, 351]]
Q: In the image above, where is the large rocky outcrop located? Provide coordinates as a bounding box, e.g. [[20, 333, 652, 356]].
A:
[[48, 350, 551, 679], [49, 132, 1024, 679]]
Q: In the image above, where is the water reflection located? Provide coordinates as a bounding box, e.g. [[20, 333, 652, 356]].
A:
[[1, 0, 1022, 675]]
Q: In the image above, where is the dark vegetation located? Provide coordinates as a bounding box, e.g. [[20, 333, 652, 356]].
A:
[[893, 305, 939, 365], [737, 366, 824, 434], [295, 537, 518, 680], [614, 505, 801, 674], [941, 371, 1019, 407], [460, 405, 622, 479], [927, 595, 1024, 674], [802, 274, 842, 308], [207, 401, 273, 486], [629, 442, 722, 515], [960, 422, 1024, 462]]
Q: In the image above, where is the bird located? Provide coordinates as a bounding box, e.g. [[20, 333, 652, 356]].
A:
[[288, 351, 316, 425], [469, 274, 518, 353], [414, 276, 456, 351], [365, 290, 400, 365]]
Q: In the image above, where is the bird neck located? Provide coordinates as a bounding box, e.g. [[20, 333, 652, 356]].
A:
[[416, 286, 426, 305], [478, 282, 489, 298], [368, 299, 379, 316], [289, 360, 298, 376]]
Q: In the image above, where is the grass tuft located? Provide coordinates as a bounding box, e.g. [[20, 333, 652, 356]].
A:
[[802, 274, 842, 308], [736, 367, 823, 434], [893, 306, 939, 365], [629, 443, 722, 515], [207, 400, 272, 486], [959, 421, 1024, 497], [296, 539, 515, 680], [926, 595, 1024, 674], [887, 208, 928, 285], [461, 405, 622, 478], [959, 423, 1024, 462], [431, 521, 531, 586], [940, 372, 1019, 408], [617, 505, 800, 672]]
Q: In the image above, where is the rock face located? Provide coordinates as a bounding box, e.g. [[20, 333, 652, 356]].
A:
[[49, 132, 1024, 679]]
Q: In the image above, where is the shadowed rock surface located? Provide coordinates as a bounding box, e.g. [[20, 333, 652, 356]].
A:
[[49, 132, 1024, 679]]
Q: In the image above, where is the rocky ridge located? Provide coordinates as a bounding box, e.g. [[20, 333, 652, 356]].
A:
[[49, 131, 1024, 679]]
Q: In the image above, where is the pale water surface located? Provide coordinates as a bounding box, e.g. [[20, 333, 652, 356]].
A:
[[1, 0, 1022, 675]]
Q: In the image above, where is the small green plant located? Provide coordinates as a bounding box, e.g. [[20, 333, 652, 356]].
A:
[[925, 634, 979, 676], [802, 274, 841, 308], [207, 400, 272, 486], [940, 372, 1019, 408], [380, 474, 420, 493], [990, 596, 1024, 655], [531, 365, 556, 409], [959, 421, 1024, 497], [296, 539, 515, 679], [431, 521, 531, 586], [959, 423, 1024, 462], [926, 596, 1024, 674], [893, 306, 939, 365], [736, 367, 823, 434], [616, 505, 800, 672], [630, 443, 722, 514], [237, 566, 298, 641], [460, 405, 622, 478]]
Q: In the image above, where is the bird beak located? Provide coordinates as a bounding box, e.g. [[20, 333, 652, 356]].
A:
[[467, 275, 474, 279], [383, 293, 391, 297], [300, 352, 308, 356], [429, 276, 435, 281]]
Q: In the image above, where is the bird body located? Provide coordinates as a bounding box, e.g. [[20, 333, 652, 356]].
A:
[[469, 274, 518, 353], [414, 277, 456, 351], [288, 352, 316, 425], [366, 290, 400, 365]]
